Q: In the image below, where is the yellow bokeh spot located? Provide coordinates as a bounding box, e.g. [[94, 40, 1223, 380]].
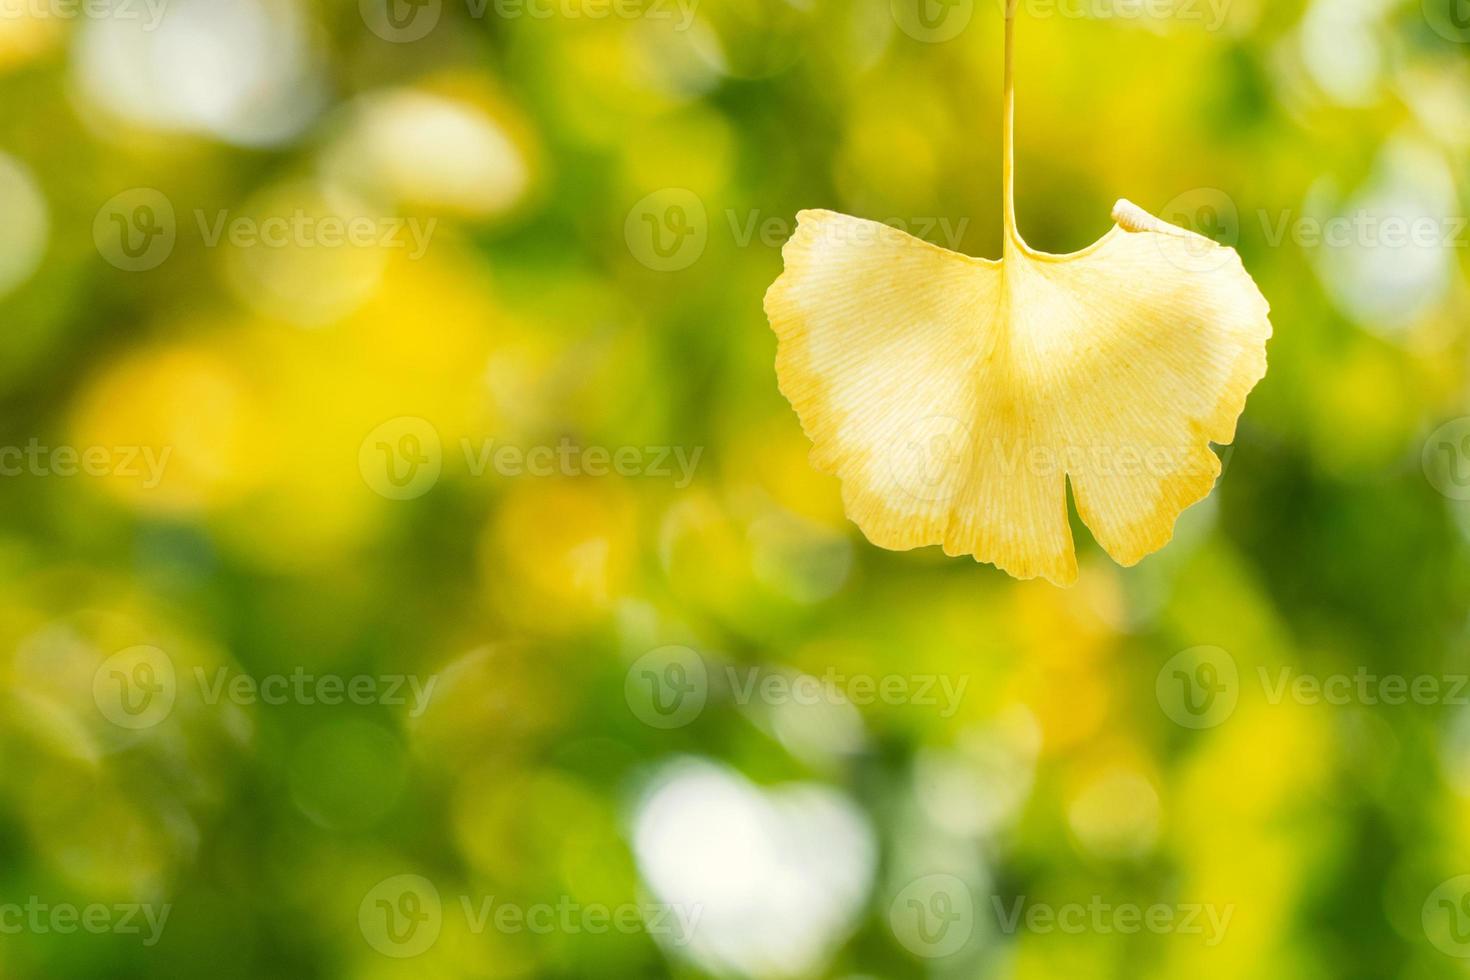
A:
[[222, 179, 391, 328], [327, 80, 538, 221], [487, 479, 637, 629], [0, 5, 63, 73], [69, 343, 263, 514]]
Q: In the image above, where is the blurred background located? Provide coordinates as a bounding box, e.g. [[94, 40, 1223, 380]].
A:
[[0, 0, 1468, 976]]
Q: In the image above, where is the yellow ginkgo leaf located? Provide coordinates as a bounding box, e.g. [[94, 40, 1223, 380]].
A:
[[764, 6, 1271, 587]]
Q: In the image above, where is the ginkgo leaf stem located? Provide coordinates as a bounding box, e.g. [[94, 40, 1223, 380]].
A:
[[1003, 0, 1022, 252]]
